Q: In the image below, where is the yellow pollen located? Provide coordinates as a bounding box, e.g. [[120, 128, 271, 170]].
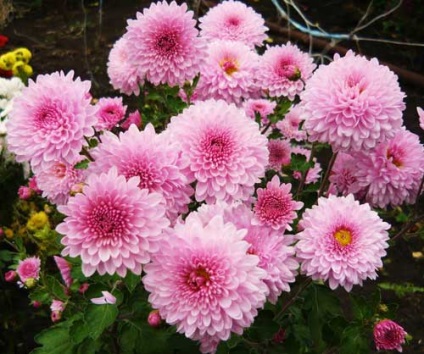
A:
[[334, 228, 352, 247], [386, 151, 402, 168], [220, 58, 239, 76]]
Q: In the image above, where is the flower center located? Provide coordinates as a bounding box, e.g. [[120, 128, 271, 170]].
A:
[[386, 148, 403, 168], [333, 228, 352, 247], [201, 130, 234, 167], [52, 162, 67, 178], [220, 58, 239, 76], [89, 201, 127, 242], [187, 266, 211, 291], [226, 16, 240, 27], [154, 29, 179, 57], [36, 105, 62, 129], [277, 59, 300, 81], [122, 161, 160, 190]]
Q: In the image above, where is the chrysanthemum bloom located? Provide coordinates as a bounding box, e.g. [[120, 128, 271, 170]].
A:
[[194, 40, 260, 105], [417, 107, 424, 130], [88, 124, 193, 221], [6, 71, 97, 172], [165, 100, 269, 203], [253, 175, 303, 231], [374, 319, 407, 352], [50, 299, 65, 322], [354, 128, 424, 208], [107, 36, 143, 95], [199, 0, 267, 48], [56, 168, 169, 277], [296, 194, 390, 291], [291, 146, 322, 184], [243, 99, 276, 125], [124, 1, 206, 87], [18, 186, 32, 200], [36, 159, 86, 206], [16, 256, 41, 284], [53, 256, 72, 288], [94, 97, 127, 131], [267, 139, 291, 170], [257, 43, 315, 100], [121, 110, 141, 130], [302, 51, 405, 151], [328, 152, 361, 196], [276, 105, 307, 141], [143, 215, 267, 354]]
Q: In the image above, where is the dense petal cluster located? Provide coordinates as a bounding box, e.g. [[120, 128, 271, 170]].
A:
[[353, 128, 424, 208], [257, 43, 315, 100], [6, 71, 97, 171], [124, 1, 206, 86], [296, 194, 390, 291], [373, 319, 407, 352], [267, 139, 291, 170], [94, 97, 127, 131], [302, 50, 405, 151], [88, 124, 193, 221], [195, 40, 260, 105], [243, 99, 276, 125], [329, 152, 361, 196], [16, 256, 41, 283], [276, 105, 306, 141], [143, 215, 267, 353], [56, 168, 169, 277], [166, 100, 268, 203], [199, 0, 268, 48]]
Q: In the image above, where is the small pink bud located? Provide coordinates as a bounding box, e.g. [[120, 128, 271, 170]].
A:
[[79, 283, 90, 294], [18, 186, 32, 200], [5, 270, 17, 282], [273, 328, 286, 343], [51, 311, 62, 322], [28, 176, 41, 194], [32, 301, 42, 308], [50, 299, 66, 322], [121, 110, 142, 130], [147, 310, 162, 328]]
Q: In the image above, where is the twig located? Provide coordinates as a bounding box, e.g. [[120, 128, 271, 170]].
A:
[[318, 151, 338, 198], [391, 214, 424, 242]]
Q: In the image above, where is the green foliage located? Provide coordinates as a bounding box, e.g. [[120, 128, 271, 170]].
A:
[[378, 282, 424, 297]]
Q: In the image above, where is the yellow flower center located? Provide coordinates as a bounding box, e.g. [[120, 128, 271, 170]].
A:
[[334, 228, 352, 247], [386, 150, 402, 168], [220, 58, 239, 76]]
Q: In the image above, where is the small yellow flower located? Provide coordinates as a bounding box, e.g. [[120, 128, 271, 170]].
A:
[[13, 47, 32, 64], [0, 52, 16, 70], [27, 211, 49, 232], [24, 278, 37, 288], [12, 61, 33, 77], [4, 228, 14, 239]]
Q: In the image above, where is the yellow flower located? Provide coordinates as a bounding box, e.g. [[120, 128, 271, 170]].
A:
[[12, 61, 33, 77], [27, 211, 49, 232], [4, 228, 14, 239], [0, 52, 16, 70], [13, 47, 32, 64]]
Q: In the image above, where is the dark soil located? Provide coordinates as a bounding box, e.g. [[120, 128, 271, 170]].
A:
[[1, 0, 423, 353]]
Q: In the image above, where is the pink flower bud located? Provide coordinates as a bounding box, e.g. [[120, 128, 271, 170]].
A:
[[79, 283, 90, 294], [147, 310, 162, 328], [121, 110, 142, 130], [32, 301, 42, 308], [374, 319, 407, 352], [50, 299, 66, 322], [273, 328, 286, 343], [18, 186, 33, 200], [28, 176, 41, 194], [5, 270, 17, 282]]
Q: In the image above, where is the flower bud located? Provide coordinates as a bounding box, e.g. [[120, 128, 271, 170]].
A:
[[24, 277, 37, 288], [5, 270, 17, 282], [79, 283, 90, 294], [147, 310, 162, 328], [18, 186, 33, 200]]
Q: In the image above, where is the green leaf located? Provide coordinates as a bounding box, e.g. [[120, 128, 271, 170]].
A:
[[29, 287, 51, 304], [70, 320, 90, 345], [44, 275, 68, 301], [123, 272, 141, 293], [339, 325, 369, 354], [32, 327, 74, 354], [85, 304, 119, 340], [74, 159, 90, 170]]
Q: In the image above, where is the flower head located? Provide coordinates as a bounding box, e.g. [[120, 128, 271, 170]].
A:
[[296, 194, 390, 291], [243, 99, 276, 125], [16, 256, 41, 283], [165, 100, 268, 203], [329, 152, 361, 196], [50, 300, 65, 322], [143, 215, 267, 353], [56, 167, 169, 277], [374, 319, 407, 352], [267, 139, 291, 171], [253, 175, 303, 231], [257, 43, 315, 100], [124, 1, 206, 86], [94, 97, 127, 131], [302, 50, 405, 151], [199, 0, 268, 48], [6, 71, 97, 171], [276, 105, 307, 141]]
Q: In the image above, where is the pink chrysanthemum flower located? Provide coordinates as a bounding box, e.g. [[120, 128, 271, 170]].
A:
[[243, 99, 276, 125], [88, 124, 193, 221], [374, 319, 407, 352], [199, 0, 267, 48], [257, 43, 315, 100], [267, 139, 291, 170], [124, 1, 206, 87], [16, 256, 41, 283], [165, 100, 269, 203], [296, 194, 390, 291], [302, 50, 405, 151], [6, 71, 97, 171], [195, 40, 260, 105], [354, 128, 424, 208], [276, 105, 307, 141], [53, 256, 73, 288], [329, 152, 361, 196], [291, 146, 322, 184], [50, 299, 65, 322], [35, 159, 86, 206], [143, 215, 267, 354], [417, 107, 424, 130], [121, 110, 142, 130], [107, 36, 143, 96], [253, 175, 303, 231], [94, 97, 127, 131], [56, 167, 169, 277]]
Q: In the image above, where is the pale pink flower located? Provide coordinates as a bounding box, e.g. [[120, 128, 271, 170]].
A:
[[36, 159, 86, 206], [91, 291, 116, 305], [243, 99, 276, 125], [94, 97, 127, 131], [258, 43, 315, 100], [291, 146, 322, 184], [354, 128, 424, 208], [125, 1, 206, 86], [253, 175, 303, 231], [88, 124, 193, 221], [6, 71, 97, 171], [195, 40, 260, 105], [199, 0, 268, 48], [296, 194, 390, 291], [302, 50, 405, 151], [374, 319, 407, 352], [107, 36, 143, 95], [268, 139, 291, 170], [328, 152, 361, 196], [56, 167, 169, 277], [53, 256, 72, 288], [16, 256, 41, 283], [121, 110, 141, 130], [417, 107, 424, 130], [50, 299, 65, 322], [276, 105, 307, 141], [143, 215, 267, 353], [165, 100, 269, 203]]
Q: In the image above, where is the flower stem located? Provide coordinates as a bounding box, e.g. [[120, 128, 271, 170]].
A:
[[318, 150, 338, 198]]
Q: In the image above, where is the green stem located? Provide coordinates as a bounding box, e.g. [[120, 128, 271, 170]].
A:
[[318, 151, 338, 198]]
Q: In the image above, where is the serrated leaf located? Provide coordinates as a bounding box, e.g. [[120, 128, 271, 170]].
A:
[[29, 287, 51, 304], [70, 320, 90, 345], [85, 304, 119, 340], [32, 327, 74, 354], [45, 275, 68, 301]]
